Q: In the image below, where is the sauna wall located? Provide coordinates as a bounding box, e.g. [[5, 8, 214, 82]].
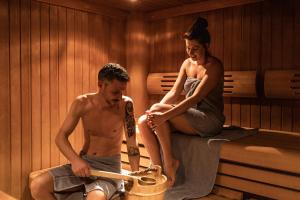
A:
[[0, 0, 126, 199], [149, 0, 300, 132]]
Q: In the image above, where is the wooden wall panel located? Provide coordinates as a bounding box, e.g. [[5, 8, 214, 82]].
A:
[[0, 0, 10, 194], [10, 0, 22, 198], [40, 3, 51, 169], [20, 0, 32, 199], [0, 0, 126, 199], [31, 0, 42, 172], [148, 0, 299, 133]]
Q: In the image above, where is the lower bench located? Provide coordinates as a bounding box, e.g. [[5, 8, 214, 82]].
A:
[[121, 128, 300, 199]]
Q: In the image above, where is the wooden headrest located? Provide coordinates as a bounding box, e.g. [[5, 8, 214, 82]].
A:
[[264, 70, 300, 99], [146, 71, 257, 98], [224, 71, 257, 97]]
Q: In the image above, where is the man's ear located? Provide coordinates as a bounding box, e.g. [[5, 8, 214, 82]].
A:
[[98, 80, 103, 88]]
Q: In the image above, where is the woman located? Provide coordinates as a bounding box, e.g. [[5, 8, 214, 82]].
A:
[[138, 17, 225, 187]]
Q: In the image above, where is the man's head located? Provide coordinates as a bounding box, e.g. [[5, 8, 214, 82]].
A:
[[98, 63, 129, 106]]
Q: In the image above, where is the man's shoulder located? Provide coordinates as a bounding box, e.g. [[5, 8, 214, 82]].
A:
[[73, 93, 95, 108]]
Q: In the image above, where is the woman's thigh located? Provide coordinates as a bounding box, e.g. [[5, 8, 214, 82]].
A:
[[168, 114, 198, 135]]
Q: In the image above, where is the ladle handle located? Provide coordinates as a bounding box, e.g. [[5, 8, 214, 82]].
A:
[[90, 169, 133, 181]]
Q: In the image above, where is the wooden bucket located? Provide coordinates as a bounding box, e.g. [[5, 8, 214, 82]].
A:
[[124, 166, 167, 200], [90, 165, 168, 200]]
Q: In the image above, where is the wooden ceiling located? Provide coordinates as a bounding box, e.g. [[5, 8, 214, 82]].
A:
[[87, 0, 208, 12]]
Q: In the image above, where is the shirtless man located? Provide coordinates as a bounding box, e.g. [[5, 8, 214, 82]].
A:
[[30, 63, 140, 200]]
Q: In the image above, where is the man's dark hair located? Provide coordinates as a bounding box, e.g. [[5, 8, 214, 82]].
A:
[[98, 63, 130, 82]]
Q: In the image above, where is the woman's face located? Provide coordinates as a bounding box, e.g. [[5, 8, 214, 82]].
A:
[[185, 39, 206, 64]]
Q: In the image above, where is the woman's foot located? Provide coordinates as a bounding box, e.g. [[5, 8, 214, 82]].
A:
[[165, 159, 179, 188]]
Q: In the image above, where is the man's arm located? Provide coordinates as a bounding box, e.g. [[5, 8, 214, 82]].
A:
[[55, 97, 90, 177], [124, 100, 140, 171]]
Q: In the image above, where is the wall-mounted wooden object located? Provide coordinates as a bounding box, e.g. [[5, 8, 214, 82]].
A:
[[147, 71, 257, 98], [147, 72, 178, 95], [264, 70, 300, 99], [224, 71, 257, 98]]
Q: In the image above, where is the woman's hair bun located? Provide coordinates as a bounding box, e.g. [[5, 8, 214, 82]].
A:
[[195, 17, 208, 29]]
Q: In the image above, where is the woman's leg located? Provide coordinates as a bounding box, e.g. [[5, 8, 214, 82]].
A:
[[138, 103, 174, 166], [138, 115, 162, 166], [154, 121, 179, 187]]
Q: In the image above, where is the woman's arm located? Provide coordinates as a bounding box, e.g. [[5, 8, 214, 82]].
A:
[[149, 59, 223, 128], [159, 60, 188, 104], [163, 60, 223, 120]]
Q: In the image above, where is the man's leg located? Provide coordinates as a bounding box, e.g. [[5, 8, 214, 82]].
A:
[[86, 190, 106, 200], [30, 172, 55, 200]]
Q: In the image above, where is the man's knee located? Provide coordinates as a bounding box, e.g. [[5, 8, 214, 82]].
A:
[[86, 190, 106, 200], [30, 173, 53, 198]]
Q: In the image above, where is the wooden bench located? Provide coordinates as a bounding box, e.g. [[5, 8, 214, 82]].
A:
[[134, 70, 300, 199]]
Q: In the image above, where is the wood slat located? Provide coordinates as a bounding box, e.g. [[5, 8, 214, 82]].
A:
[[41, 3, 51, 169], [58, 6, 68, 164], [0, 0, 10, 194], [35, 0, 128, 18], [31, 0, 42, 172], [215, 174, 300, 199], [49, 5, 60, 166], [9, 0, 22, 197], [218, 162, 300, 191], [21, 0, 32, 198], [147, 0, 263, 21]]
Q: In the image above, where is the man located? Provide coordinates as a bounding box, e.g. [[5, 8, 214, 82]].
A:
[[30, 63, 140, 200]]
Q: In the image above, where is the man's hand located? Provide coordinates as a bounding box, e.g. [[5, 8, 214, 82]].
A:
[[71, 158, 91, 177]]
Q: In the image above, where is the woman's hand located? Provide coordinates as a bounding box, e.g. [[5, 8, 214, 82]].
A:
[[146, 111, 167, 131]]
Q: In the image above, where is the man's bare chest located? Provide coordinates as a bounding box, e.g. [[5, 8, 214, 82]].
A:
[[82, 109, 124, 137]]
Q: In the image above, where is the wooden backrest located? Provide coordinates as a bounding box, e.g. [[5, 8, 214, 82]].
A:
[[224, 71, 257, 97], [146, 71, 257, 97], [264, 70, 300, 99]]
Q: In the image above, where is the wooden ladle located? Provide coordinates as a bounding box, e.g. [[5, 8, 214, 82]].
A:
[[90, 169, 156, 186]]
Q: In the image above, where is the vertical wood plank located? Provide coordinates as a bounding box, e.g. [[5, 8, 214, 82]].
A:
[[21, 0, 32, 198], [9, 0, 22, 197], [250, 2, 261, 128], [41, 3, 51, 169], [260, 0, 272, 129], [74, 11, 83, 152], [223, 8, 233, 125], [231, 6, 242, 126], [240, 5, 251, 127], [58, 6, 68, 164], [66, 8, 76, 153], [293, 0, 300, 132], [281, 0, 294, 131], [0, 0, 11, 194], [88, 13, 97, 92], [270, 0, 282, 131], [31, 0, 42, 172], [50, 5, 60, 166]]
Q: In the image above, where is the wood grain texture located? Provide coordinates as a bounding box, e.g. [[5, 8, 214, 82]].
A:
[[9, 0, 22, 197], [0, 0, 10, 194]]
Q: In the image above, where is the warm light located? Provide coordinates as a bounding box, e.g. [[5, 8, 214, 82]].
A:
[[129, 0, 138, 2]]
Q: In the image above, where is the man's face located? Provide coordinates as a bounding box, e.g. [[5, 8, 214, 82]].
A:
[[99, 79, 127, 106]]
